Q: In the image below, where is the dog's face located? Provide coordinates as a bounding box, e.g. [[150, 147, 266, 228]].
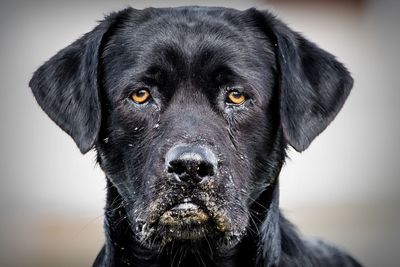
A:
[[30, 7, 353, 251], [97, 9, 280, 248]]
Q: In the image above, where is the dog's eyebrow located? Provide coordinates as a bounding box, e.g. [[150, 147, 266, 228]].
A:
[[212, 65, 237, 84], [141, 66, 164, 82]]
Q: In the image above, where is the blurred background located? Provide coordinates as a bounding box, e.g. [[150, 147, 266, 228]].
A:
[[0, 0, 399, 266]]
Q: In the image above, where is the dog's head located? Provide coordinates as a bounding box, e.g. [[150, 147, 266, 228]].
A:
[[30, 7, 352, 251]]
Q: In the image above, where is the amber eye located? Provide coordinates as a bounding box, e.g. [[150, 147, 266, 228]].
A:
[[227, 90, 246, 105], [131, 89, 151, 104]]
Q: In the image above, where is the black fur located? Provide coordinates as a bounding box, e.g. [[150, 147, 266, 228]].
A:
[[30, 6, 360, 267]]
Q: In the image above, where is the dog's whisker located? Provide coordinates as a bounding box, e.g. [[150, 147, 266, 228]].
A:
[[170, 241, 181, 267], [195, 249, 207, 267], [75, 213, 105, 236], [204, 235, 213, 256], [237, 190, 270, 211]]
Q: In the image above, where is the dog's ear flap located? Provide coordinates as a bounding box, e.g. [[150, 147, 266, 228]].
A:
[[29, 8, 131, 154], [253, 10, 353, 152]]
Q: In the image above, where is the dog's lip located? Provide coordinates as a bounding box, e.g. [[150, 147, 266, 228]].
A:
[[159, 200, 209, 226], [147, 197, 232, 235], [167, 197, 208, 213], [142, 197, 237, 244], [170, 202, 199, 211]]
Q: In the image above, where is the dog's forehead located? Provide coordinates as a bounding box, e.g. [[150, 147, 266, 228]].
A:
[[102, 7, 275, 91], [122, 7, 252, 50]]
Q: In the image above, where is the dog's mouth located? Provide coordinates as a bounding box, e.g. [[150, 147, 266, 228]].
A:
[[160, 202, 209, 226], [158, 201, 211, 240], [137, 195, 242, 247]]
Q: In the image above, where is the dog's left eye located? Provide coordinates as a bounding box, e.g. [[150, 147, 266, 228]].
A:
[[226, 90, 246, 105], [131, 89, 151, 104]]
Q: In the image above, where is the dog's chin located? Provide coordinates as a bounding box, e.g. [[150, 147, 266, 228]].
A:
[[158, 202, 211, 240], [135, 201, 245, 250]]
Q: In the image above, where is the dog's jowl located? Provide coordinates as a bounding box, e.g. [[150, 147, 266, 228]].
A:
[[30, 6, 361, 267]]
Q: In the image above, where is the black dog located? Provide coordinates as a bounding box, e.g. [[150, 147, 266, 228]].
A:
[[30, 6, 361, 267]]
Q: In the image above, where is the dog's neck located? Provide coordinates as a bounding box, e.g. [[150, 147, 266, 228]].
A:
[[94, 179, 282, 267]]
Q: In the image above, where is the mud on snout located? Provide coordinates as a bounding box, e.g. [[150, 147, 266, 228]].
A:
[[130, 153, 251, 250]]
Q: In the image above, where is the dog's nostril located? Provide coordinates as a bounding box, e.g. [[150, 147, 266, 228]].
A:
[[168, 159, 214, 180], [168, 160, 186, 175], [197, 162, 214, 177]]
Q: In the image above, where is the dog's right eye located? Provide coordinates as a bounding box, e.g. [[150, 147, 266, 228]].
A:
[[131, 89, 151, 104]]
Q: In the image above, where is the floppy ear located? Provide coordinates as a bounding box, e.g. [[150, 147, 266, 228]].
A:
[[29, 8, 132, 153], [252, 10, 353, 152]]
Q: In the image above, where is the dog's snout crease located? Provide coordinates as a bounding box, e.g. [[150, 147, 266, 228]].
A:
[[165, 144, 217, 183]]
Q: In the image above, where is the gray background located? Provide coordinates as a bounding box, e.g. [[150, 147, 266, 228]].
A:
[[0, 0, 399, 266]]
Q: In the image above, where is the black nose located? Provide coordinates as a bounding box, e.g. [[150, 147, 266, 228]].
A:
[[165, 144, 218, 184]]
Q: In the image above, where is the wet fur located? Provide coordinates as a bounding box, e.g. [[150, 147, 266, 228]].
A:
[[30, 6, 361, 267]]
